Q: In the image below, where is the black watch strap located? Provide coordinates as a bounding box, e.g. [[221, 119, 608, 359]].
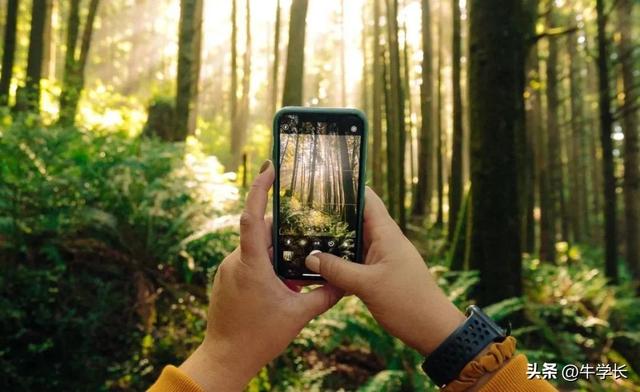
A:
[[422, 305, 508, 387]]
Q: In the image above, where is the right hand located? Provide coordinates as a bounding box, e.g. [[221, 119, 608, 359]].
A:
[[304, 187, 466, 355]]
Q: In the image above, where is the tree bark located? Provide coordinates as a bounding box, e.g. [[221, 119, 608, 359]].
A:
[[468, 0, 525, 305], [448, 0, 464, 243], [17, 0, 48, 112], [58, 0, 100, 125], [385, 0, 406, 231], [618, 0, 639, 284], [270, 0, 281, 116], [175, 0, 202, 139], [412, 0, 433, 218], [0, 0, 19, 105], [596, 0, 618, 283], [371, 0, 384, 197], [435, 5, 444, 229], [281, 0, 309, 106]]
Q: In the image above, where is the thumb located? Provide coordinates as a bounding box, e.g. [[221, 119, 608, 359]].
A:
[[298, 284, 344, 320], [305, 253, 369, 294]]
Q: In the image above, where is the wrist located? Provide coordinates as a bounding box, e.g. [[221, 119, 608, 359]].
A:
[[412, 295, 466, 356], [179, 339, 256, 392]]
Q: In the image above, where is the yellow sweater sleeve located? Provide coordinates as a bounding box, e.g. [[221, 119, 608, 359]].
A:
[[148, 354, 557, 392], [479, 354, 558, 392], [148, 365, 204, 392]]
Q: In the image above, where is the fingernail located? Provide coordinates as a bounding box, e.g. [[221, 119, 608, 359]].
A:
[[259, 160, 272, 174], [305, 255, 320, 272]]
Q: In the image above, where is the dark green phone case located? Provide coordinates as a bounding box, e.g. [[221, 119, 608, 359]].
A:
[[272, 107, 368, 280]]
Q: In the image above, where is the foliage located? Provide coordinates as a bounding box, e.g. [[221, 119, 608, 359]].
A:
[[0, 117, 238, 390]]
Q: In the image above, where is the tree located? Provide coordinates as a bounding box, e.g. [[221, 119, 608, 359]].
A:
[[412, 0, 433, 218], [16, 0, 48, 112], [175, 0, 203, 139], [596, 0, 618, 282], [618, 0, 639, 283], [468, 0, 526, 304], [435, 2, 444, 229], [230, 0, 252, 170], [58, 0, 101, 125], [385, 0, 406, 230], [448, 0, 464, 243], [270, 0, 282, 116], [545, 8, 562, 248], [0, 0, 19, 106], [371, 0, 384, 196], [282, 0, 309, 106]]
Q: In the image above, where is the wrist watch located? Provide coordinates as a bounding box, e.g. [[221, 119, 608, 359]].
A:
[[422, 305, 509, 387]]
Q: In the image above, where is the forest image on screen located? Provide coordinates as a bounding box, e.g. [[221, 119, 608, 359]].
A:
[[278, 115, 361, 271]]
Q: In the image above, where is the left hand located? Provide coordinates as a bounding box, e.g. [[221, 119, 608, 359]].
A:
[[179, 160, 343, 391]]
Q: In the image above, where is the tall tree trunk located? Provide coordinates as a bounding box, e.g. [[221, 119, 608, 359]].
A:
[[545, 9, 562, 249], [41, 0, 53, 79], [435, 5, 444, 229], [533, 44, 554, 262], [187, 0, 204, 135], [371, 0, 384, 197], [468, 0, 525, 305], [233, 0, 251, 171], [618, 0, 639, 284], [175, 0, 202, 139], [58, 0, 100, 125], [383, 49, 398, 219], [339, 135, 357, 226], [230, 0, 239, 164], [596, 0, 618, 283], [402, 22, 415, 200], [385, 0, 406, 231], [340, 0, 346, 106], [448, 0, 464, 243], [270, 0, 281, 116], [412, 0, 433, 218], [281, 0, 309, 106], [307, 133, 319, 206], [0, 0, 18, 105], [567, 29, 586, 243], [17, 0, 48, 112]]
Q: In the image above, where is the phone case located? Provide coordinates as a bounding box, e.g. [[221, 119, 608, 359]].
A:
[[272, 106, 368, 280]]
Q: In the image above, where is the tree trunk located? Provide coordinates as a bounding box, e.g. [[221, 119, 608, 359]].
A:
[[371, 0, 384, 197], [41, 0, 53, 79], [412, 0, 433, 218], [448, 0, 464, 243], [383, 48, 398, 219], [340, 0, 346, 106], [175, 0, 202, 139], [281, 0, 309, 106], [270, 0, 281, 116], [230, 0, 239, 165], [17, 0, 48, 112], [435, 6, 444, 229], [618, 0, 639, 284], [187, 0, 204, 135], [58, 0, 100, 126], [385, 0, 406, 231], [567, 29, 586, 243], [468, 0, 525, 305], [307, 133, 319, 206], [232, 0, 251, 171], [0, 0, 19, 105], [545, 9, 563, 250], [596, 0, 618, 283]]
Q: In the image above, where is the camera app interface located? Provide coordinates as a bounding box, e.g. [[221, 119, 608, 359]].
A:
[[277, 114, 362, 276]]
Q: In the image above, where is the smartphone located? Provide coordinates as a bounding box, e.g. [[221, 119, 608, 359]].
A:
[[272, 107, 367, 280]]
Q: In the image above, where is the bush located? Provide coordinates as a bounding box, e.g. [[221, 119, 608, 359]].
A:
[[0, 117, 239, 390]]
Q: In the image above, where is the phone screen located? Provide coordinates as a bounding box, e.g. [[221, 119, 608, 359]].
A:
[[275, 111, 365, 279]]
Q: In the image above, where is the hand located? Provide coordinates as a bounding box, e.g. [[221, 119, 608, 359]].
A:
[[180, 160, 343, 391], [304, 187, 466, 355]]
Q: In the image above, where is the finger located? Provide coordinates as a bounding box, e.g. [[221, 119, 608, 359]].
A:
[[240, 160, 275, 261], [305, 253, 369, 294], [363, 187, 402, 249], [298, 284, 344, 320]]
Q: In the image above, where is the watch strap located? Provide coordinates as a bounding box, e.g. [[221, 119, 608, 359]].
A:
[[422, 305, 508, 387]]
